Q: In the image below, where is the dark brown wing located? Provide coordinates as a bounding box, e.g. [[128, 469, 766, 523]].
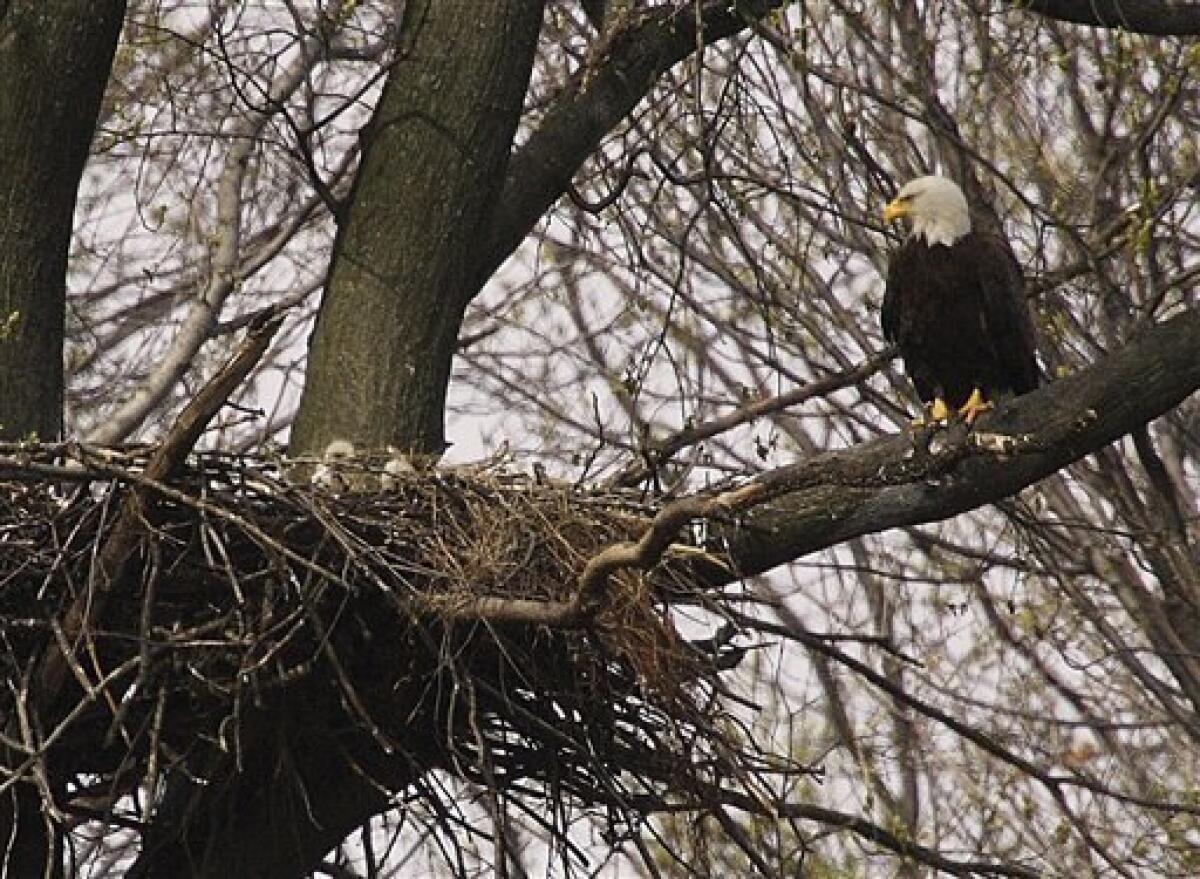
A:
[[972, 230, 1039, 395]]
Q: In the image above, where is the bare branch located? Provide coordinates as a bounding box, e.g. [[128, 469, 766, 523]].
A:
[[1007, 0, 1200, 36], [31, 315, 282, 715], [610, 348, 895, 488], [431, 310, 1200, 629], [479, 0, 789, 284], [708, 309, 1200, 583], [84, 8, 350, 444]]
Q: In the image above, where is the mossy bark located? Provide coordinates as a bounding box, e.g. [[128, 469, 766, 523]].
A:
[[290, 0, 545, 457]]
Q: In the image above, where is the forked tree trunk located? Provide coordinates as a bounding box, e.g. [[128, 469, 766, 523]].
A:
[[0, 1, 126, 441], [290, 0, 546, 458], [130, 4, 545, 876]]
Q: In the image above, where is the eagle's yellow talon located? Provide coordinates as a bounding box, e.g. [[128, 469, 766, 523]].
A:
[[910, 397, 952, 428], [959, 388, 994, 425]]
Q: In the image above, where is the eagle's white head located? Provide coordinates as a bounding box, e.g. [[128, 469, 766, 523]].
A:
[[883, 175, 971, 247]]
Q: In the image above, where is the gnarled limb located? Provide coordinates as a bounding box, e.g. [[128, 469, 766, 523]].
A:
[[714, 309, 1200, 582], [438, 310, 1200, 628]]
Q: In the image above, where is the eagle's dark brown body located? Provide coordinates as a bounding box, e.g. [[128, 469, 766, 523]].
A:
[[882, 230, 1038, 410]]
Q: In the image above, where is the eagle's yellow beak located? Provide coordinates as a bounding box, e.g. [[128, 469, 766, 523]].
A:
[[883, 197, 910, 223]]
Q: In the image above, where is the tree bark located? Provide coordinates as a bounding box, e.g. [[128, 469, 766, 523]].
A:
[[289, 0, 546, 457], [126, 692, 423, 879], [1009, 0, 1200, 35], [0, 5, 126, 871], [0, 1, 126, 440], [711, 309, 1200, 583], [289, 0, 790, 459]]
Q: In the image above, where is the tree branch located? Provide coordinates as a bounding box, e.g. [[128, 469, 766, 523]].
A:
[[432, 310, 1200, 628], [621, 785, 1041, 877], [1007, 0, 1200, 36], [85, 8, 348, 445], [778, 799, 1041, 878], [479, 0, 788, 283], [714, 309, 1200, 582], [609, 348, 895, 488]]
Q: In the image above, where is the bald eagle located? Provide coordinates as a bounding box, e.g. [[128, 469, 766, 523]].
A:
[[882, 175, 1038, 424]]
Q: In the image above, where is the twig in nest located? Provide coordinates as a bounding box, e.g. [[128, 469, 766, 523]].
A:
[[26, 314, 283, 721]]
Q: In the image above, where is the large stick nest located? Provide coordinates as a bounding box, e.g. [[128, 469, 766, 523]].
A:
[[0, 445, 794, 840]]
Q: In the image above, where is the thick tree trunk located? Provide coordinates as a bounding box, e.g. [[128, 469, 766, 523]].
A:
[[136, 4, 544, 874], [127, 693, 422, 879], [0, 1, 126, 440], [290, 0, 546, 457], [0, 4, 125, 872]]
